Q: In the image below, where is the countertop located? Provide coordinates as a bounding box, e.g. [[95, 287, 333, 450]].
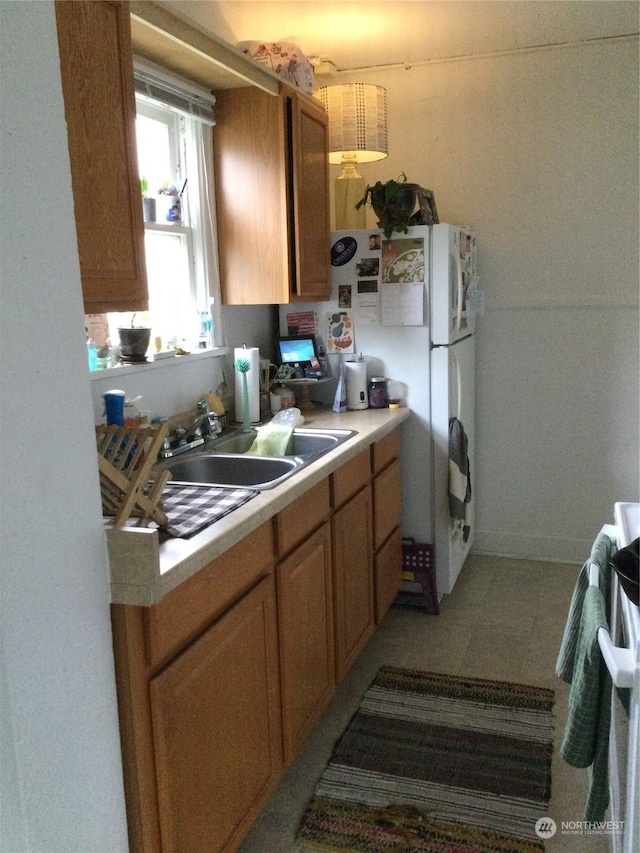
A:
[[107, 406, 410, 606]]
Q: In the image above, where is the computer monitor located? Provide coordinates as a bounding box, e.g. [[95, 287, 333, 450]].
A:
[[277, 335, 318, 368]]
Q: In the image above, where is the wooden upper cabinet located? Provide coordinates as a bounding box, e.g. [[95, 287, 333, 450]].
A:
[[55, 0, 148, 313], [214, 85, 330, 304], [287, 91, 331, 301]]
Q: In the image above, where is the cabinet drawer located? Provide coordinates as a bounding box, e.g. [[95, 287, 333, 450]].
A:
[[374, 526, 402, 624], [373, 458, 402, 550], [145, 522, 275, 670], [372, 428, 401, 475], [275, 478, 331, 557], [331, 448, 371, 508]]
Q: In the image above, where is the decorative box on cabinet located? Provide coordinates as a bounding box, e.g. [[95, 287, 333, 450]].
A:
[[213, 85, 330, 304], [55, 0, 148, 313]]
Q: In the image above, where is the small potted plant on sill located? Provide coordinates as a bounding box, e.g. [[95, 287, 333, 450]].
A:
[[141, 177, 156, 222], [355, 173, 439, 238]]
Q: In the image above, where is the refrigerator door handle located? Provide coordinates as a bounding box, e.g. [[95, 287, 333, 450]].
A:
[[454, 250, 463, 333], [451, 347, 462, 421]]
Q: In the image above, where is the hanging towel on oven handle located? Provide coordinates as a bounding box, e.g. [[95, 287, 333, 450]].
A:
[[449, 417, 471, 543], [555, 529, 615, 822]]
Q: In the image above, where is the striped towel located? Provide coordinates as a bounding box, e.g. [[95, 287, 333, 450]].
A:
[[448, 417, 471, 543]]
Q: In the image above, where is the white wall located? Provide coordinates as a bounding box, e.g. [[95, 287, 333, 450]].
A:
[[0, 6, 277, 849], [340, 36, 639, 560], [0, 3, 129, 849]]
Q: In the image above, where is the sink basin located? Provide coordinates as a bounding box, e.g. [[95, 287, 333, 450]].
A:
[[167, 454, 300, 490], [162, 427, 357, 490], [213, 427, 356, 460]]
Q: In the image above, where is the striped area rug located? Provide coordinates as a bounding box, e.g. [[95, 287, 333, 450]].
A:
[[296, 666, 555, 853]]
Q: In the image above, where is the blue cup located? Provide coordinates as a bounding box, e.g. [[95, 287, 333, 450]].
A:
[[103, 390, 125, 426]]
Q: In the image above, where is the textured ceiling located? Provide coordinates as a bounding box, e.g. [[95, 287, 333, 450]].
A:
[[161, 1, 638, 72]]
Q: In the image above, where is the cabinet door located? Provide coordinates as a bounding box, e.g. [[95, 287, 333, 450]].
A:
[[277, 523, 334, 764], [374, 526, 402, 624], [214, 86, 330, 305], [332, 485, 374, 681], [286, 91, 331, 301], [214, 87, 289, 305], [149, 577, 282, 853], [55, 0, 148, 313], [373, 457, 402, 550]]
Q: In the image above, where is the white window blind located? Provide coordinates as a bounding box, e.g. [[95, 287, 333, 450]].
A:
[[133, 56, 216, 126]]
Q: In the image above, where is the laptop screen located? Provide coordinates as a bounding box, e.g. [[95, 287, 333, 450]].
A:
[[277, 336, 318, 367]]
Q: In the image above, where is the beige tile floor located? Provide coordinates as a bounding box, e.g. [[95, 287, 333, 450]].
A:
[[238, 555, 610, 852]]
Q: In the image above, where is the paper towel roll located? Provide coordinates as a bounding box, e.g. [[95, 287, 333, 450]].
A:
[[345, 360, 368, 410], [234, 347, 260, 424]]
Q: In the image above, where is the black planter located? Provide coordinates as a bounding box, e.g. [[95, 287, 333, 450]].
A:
[[118, 327, 151, 359], [372, 183, 418, 222]]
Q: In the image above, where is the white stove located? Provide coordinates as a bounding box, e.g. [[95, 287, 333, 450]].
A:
[[609, 502, 639, 853]]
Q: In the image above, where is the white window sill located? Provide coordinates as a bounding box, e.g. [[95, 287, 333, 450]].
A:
[[89, 346, 227, 381]]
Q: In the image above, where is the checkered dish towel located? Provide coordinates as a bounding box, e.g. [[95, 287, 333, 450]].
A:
[[155, 482, 259, 539]]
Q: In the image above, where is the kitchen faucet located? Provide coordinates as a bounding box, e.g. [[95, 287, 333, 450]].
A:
[[158, 399, 222, 459]]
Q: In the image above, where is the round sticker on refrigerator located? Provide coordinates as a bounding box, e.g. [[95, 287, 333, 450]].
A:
[[331, 237, 357, 266]]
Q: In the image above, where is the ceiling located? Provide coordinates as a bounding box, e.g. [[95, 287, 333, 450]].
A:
[[162, 1, 638, 73]]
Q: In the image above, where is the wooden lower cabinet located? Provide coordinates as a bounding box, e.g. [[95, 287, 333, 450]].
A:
[[149, 576, 282, 853], [277, 523, 335, 764], [332, 484, 374, 681], [112, 429, 404, 852], [373, 457, 402, 550], [374, 526, 403, 623]]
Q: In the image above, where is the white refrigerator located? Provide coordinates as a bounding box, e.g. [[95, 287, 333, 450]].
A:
[[279, 223, 478, 597]]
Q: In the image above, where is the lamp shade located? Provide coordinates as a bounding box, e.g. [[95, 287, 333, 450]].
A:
[[317, 83, 388, 164]]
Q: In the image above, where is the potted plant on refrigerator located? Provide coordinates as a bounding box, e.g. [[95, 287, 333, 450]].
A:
[[356, 173, 438, 238]]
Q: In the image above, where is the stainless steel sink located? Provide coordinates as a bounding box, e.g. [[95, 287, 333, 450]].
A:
[[160, 427, 357, 490], [213, 427, 356, 460], [166, 454, 301, 490]]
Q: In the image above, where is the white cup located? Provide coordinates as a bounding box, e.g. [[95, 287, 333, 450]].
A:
[[270, 391, 282, 414], [270, 387, 295, 415]]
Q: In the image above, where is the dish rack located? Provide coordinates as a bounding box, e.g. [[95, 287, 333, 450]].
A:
[[96, 423, 171, 527]]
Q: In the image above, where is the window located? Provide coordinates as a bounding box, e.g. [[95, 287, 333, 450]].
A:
[[102, 59, 221, 359]]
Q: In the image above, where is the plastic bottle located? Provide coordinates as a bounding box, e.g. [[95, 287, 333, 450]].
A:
[[216, 370, 233, 419], [87, 329, 98, 371], [103, 390, 125, 426]]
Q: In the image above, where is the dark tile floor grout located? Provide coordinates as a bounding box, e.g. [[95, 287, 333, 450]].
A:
[[238, 554, 610, 852]]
